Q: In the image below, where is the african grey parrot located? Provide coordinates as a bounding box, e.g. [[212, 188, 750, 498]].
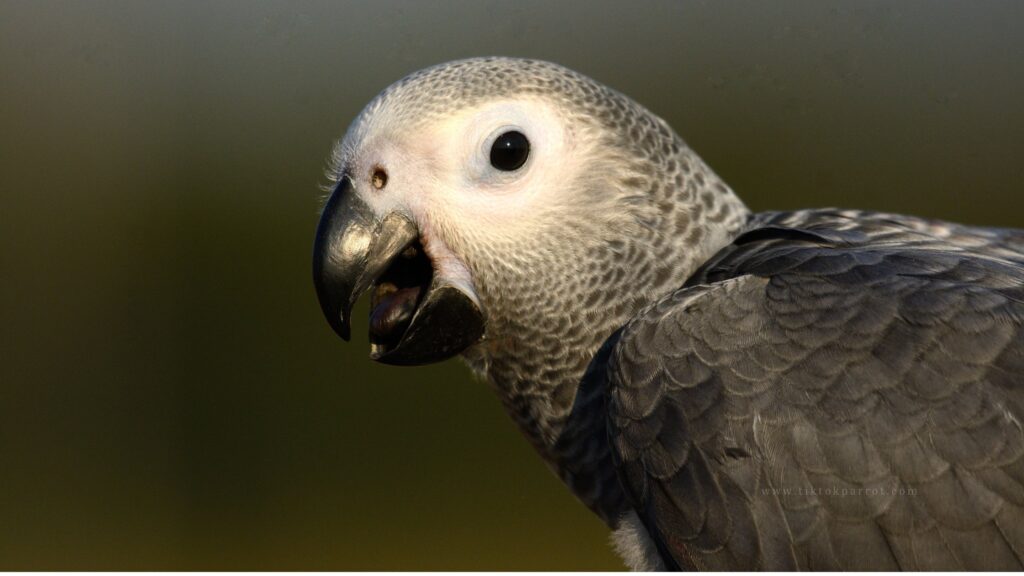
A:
[[312, 57, 1024, 570]]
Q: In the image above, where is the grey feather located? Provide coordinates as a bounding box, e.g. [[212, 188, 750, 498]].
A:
[[598, 210, 1024, 570]]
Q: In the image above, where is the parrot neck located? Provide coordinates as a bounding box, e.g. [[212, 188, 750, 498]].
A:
[[463, 148, 751, 525]]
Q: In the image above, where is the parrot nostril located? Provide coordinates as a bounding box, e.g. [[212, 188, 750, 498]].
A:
[[371, 167, 388, 190]]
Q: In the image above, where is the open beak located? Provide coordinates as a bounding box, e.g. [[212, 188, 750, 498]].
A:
[[312, 176, 485, 366]]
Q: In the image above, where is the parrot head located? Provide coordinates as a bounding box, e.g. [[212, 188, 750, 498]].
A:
[[313, 57, 747, 370]]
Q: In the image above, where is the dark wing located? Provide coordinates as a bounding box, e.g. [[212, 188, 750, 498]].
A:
[[603, 212, 1024, 570], [753, 208, 1024, 265]]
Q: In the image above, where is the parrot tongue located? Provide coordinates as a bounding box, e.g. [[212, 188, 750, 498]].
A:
[[367, 240, 433, 348], [369, 284, 422, 343]]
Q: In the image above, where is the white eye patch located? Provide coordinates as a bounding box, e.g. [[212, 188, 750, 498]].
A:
[[456, 100, 567, 190]]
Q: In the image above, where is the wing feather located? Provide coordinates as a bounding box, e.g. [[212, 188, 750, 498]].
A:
[[602, 210, 1024, 570]]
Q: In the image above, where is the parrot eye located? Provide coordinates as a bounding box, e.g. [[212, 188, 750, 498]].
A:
[[489, 131, 530, 171]]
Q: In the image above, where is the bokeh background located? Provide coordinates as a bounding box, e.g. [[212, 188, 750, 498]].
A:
[[2, 0, 1022, 569]]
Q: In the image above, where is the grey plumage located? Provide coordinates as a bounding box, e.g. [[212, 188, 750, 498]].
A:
[[601, 209, 1024, 569], [314, 57, 1024, 570]]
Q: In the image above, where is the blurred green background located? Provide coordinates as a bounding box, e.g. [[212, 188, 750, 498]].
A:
[[1, 0, 1022, 569]]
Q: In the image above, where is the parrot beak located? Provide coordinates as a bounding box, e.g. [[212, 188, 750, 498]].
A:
[[312, 176, 485, 366]]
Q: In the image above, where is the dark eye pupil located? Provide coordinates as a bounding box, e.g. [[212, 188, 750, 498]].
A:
[[489, 131, 530, 171]]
